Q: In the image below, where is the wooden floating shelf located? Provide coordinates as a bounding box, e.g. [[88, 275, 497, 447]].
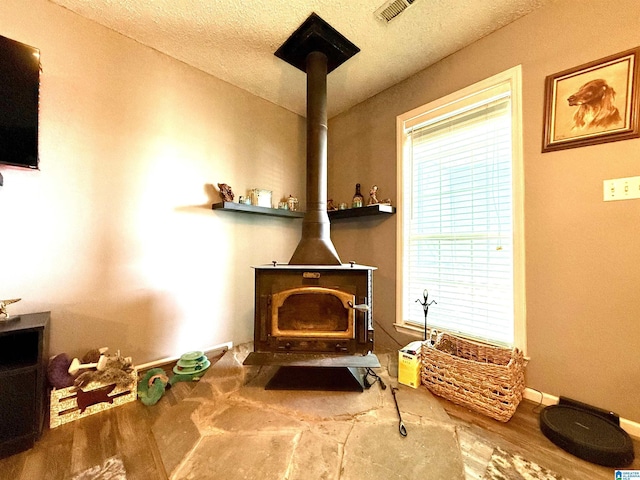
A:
[[212, 202, 396, 220], [327, 204, 396, 220], [212, 201, 305, 218]]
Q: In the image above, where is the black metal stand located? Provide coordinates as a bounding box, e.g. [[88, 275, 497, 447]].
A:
[[416, 289, 436, 344]]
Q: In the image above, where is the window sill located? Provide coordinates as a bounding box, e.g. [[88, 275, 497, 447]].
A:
[[394, 322, 523, 352], [393, 322, 428, 339]]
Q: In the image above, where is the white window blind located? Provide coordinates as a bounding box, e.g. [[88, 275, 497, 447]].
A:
[[402, 85, 515, 346]]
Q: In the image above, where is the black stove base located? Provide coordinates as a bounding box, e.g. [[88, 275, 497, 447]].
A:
[[243, 352, 380, 368], [265, 366, 365, 392], [244, 352, 381, 392]]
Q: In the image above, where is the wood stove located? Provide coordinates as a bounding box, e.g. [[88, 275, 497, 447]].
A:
[[243, 14, 380, 390], [252, 264, 374, 355]]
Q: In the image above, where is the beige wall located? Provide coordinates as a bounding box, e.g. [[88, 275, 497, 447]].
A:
[[0, 0, 306, 364], [328, 0, 640, 421], [2, 0, 638, 423]]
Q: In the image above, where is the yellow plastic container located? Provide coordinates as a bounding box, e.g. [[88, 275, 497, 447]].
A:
[[398, 341, 422, 388]]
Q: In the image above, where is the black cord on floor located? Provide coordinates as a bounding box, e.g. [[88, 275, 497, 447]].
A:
[[363, 368, 387, 390], [373, 320, 404, 348]]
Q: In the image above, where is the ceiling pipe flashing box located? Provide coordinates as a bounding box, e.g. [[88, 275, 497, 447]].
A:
[[276, 12, 360, 265], [275, 13, 360, 74]]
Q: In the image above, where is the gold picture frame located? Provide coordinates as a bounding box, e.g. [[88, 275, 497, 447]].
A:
[[542, 47, 640, 152]]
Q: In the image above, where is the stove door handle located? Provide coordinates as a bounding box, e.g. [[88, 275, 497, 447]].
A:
[[348, 301, 370, 312]]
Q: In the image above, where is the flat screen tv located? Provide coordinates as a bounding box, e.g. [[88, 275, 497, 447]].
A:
[[0, 34, 40, 169]]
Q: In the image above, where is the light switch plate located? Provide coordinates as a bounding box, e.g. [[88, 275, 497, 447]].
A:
[[603, 176, 640, 201]]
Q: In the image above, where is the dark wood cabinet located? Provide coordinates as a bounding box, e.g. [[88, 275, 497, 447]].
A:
[[0, 312, 49, 458]]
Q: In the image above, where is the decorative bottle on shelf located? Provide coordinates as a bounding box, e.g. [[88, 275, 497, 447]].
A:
[[352, 183, 364, 208]]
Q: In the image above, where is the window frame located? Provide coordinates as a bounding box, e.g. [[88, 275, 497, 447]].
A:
[[394, 65, 526, 352]]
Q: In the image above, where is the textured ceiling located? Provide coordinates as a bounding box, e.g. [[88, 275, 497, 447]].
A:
[[48, 0, 547, 118]]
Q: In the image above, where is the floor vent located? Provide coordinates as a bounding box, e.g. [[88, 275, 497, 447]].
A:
[[374, 0, 416, 23]]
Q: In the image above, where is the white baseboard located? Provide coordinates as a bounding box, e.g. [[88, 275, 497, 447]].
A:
[[135, 341, 233, 372], [524, 388, 640, 439], [523, 388, 559, 406]]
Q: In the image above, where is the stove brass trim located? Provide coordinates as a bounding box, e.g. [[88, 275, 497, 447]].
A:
[[271, 286, 355, 339]]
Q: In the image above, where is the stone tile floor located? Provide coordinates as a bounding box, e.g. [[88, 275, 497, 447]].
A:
[[152, 344, 471, 480]]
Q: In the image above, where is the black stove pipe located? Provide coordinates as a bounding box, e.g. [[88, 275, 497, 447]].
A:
[[288, 51, 341, 265]]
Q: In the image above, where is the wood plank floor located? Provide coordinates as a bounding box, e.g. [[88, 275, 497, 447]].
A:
[[439, 397, 640, 480], [0, 369, 198, 480], [1, 380, 637, 479]]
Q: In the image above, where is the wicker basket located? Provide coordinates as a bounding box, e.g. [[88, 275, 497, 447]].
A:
[[420, 333, 526, 422]]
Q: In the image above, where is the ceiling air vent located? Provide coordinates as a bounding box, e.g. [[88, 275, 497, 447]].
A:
[[374, 0, 416, 23]]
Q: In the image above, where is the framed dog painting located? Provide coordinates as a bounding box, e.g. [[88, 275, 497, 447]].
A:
[[542, 47, 640, 152]]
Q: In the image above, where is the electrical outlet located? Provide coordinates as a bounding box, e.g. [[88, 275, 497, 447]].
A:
[[603, 176, 640, 201]]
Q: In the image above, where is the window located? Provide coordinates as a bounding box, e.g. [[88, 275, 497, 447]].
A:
[[396, 66, 525, 350]]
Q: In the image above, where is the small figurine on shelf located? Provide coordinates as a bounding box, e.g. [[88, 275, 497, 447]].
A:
[[327, 199, 338, 211], [217, 183, 234, 202], [287, 195, 299, 212], [0, 298, 21, 319], [352, 183, 364, 208], [368, 185, 379, 205]]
